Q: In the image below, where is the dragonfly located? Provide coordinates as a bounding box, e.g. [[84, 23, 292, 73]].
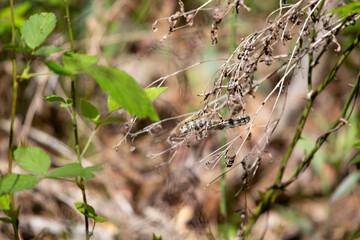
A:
[[180, 116, 250, 133]]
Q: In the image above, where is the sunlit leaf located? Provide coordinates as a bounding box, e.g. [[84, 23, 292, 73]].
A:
[[60, 99, 73, 108], [13, 146, 51, 175], [43, 95, 66, 103], [107, 96, 120, 113], [144, 87, 168, 102], [0, 2, 30, 35], [87, 66, 159, 121], [107, 87, 167, 113], [21, 12, 56, 49], [0, 195, 12, 217]]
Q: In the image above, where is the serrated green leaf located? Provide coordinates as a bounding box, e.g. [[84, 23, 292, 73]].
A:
[[107, 87, 167, 112], [13, 146, 51, 175], [21, 12, 56, 49], [43, 95, 66, 103], [75, 202, 107, 222], [45, 60, 73, 76], [48, 163, 102, 180], [80, 99, 100, 123], [62, 52, 98, 71], [0, 174, 41, 194], [98, 117, 126, 125], [34, 45, 64, 56], [330, 171, 360, 202]]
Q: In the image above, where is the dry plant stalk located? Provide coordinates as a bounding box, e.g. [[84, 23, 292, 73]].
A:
[[116, 0, 358, 194]]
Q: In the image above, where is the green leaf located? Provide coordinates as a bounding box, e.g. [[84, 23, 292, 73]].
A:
[[350, 228, 360, 240], [60, 99, 73, 108], [0, 174, 41, 194], [86, 66, 159, 121], [80, 99, 100, 123], [45, 60, 73, 76], [43, 95, 66, 103], [34, 45, 64, 56], [75, 202, 107, 222], [0, 217, 12, 223], [152, 233, 163, 240], [0, 2, 30, 35], [107, 96, 120, 112], [48, 163, 102, 180], [349, 151, 360, 166], [328, 2, 360, 17], [145, 87, 168, 102], [354, 140, 360, 149], [62, 52, 98, 71], [21, 12, 56, 49], [330, 171, 360, 202], [98, 117, 126, 125], [20, 64, 31, 80], [107, 87, 167, 112], [13, 146, 51, 175], [0, 195, 12, 217], [94, 216, 107, 222]]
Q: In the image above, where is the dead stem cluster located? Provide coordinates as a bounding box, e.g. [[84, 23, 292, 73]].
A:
[[117, 0, 357, 191]]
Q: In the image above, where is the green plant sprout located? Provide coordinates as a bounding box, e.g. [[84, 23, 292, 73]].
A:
[[1, 4, 165, 239]]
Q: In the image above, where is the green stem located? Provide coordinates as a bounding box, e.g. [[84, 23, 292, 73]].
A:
[[220, 7, 238, 240], [287, 72, 360, 183], [79, 127, 99, 161], [8, 0, 19, 239], [243, 32, 360, 237], [219, 128, 228, 240], [275, 32, 360, 184], [24, 72, 54, 78], [64, 0, 75, 52], [63, 0, 89, 238]]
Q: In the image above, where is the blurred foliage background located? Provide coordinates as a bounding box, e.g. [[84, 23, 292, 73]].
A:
[[0, 0, 360, 239]]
